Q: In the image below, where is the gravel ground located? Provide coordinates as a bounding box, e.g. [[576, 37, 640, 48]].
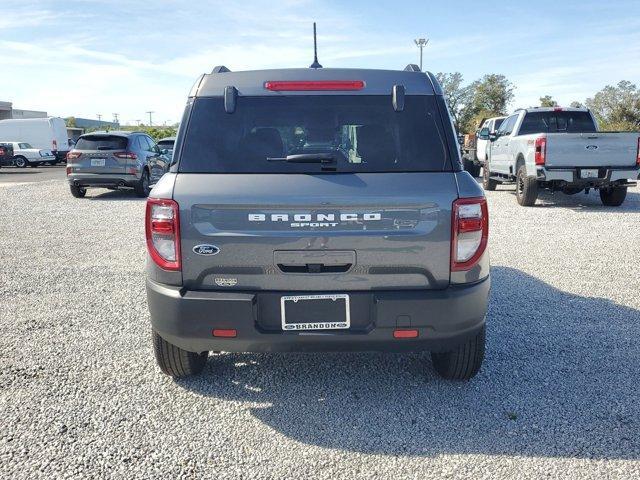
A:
[[1, 179, 639, 479]]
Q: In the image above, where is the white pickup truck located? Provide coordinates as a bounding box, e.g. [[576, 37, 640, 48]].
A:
[[481, 107, 640, 206]]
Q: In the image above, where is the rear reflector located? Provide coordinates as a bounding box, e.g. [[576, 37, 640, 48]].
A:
[[66, 166, 72, 175], [264, 80, 365, 91], [394, 329, 419, 339], [213, 329, 237, 338], [146, 198, 181, 271], [451, 197, 489, 272]]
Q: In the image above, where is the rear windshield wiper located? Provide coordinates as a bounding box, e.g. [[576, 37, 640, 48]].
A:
[[267, 153, 335, 164]]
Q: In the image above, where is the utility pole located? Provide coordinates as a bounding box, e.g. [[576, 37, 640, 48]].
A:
[[113, 113, 119, 125], [135, 119, 141, 126], [97, 114, 102, 123], [146, 111, 154, 126], [413, 38, 429, 71]]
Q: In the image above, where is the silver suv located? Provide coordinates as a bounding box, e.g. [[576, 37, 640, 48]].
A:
[[146, 65, 490, 380], [66, 131, 170, 198]]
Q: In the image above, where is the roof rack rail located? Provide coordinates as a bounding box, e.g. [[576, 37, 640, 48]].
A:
[[404, 64, 421, 72], [211, 65, 231, 74]]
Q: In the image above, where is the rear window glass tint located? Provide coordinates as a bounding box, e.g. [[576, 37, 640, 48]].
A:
[[76, 135, 128, 150], [518, 111, 596, 135], [177, 95, 450, 174]]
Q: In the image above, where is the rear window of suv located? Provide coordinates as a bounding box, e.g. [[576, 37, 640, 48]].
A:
[[518, 111, 597, 135], [75, 135, 128, 150], [178, 95, 450, 173]]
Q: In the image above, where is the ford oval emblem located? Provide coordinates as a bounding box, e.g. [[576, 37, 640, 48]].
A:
[[586, 145, 598, 150], [193, 244, 220, 256]]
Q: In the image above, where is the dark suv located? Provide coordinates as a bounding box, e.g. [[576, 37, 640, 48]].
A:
[[66, 131, 169, 198], [146, 65, 490, 381]]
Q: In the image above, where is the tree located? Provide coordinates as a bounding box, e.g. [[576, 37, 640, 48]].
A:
[[66, 117, 77, 128], [470, 74, 515, 117], [435, 72, 473, 132], [570, 101, 584, 108], [586, 81, 640, 130], [539, 95, 558, 107]]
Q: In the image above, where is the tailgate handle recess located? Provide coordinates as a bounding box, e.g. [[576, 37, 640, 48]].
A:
[[274, 250, 355, 274]]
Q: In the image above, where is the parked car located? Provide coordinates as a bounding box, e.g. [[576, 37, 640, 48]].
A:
[[146, 64, 490, 381], [0, 142, 14, 168], [460, 116, 505, 177], [157, 137, 175, 153], [66, 131, 170, 198], [482, 107, 640, 206], [0, 141, 56, 167], [0, 117, 69, 163]]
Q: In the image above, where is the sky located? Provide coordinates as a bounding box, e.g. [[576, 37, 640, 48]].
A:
[[1, 0, 639, 125]]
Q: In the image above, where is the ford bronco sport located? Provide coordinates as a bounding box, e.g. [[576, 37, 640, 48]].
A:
[[146, 65, 490, 380]]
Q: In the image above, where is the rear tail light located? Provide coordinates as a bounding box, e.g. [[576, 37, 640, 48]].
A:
[[66, 166, 72, 175], [451, 197, 489, 272], [636, 137, 640, 166], [67, 151, 82, 160], [534, 136, 547, 166], [213, 329, 237, 338], [146, 198, 181, 271], [114, 151, 137, 160], [264, 80, 365, 91]]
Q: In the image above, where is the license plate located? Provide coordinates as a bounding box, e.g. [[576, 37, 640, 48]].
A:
[[281, 294, 350, 331], [581, 169, 598, 178], [91, 158, 106, 167]]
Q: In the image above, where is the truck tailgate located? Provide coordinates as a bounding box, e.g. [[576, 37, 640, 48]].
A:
[[174, 172, 458, 292], [545, 133, 639, 168]]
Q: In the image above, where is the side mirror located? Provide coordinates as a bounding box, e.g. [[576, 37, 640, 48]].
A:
[[477, 128, 490, 140], [489, 132, 498, 141]]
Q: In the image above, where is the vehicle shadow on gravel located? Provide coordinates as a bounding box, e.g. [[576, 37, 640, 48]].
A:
[[87, 190, 145, 201], [499, 186, 640, 212], [177, 266, 640, 459]]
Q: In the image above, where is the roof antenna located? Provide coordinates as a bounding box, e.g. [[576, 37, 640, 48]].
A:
[[309, 22, 323, 69]]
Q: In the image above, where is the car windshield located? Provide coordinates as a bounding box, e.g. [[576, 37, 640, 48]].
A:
[[518, 111, 596, 135], [493, 118, 504, 131], [178, 95, 450, 173], [75, 135, 128, 150]]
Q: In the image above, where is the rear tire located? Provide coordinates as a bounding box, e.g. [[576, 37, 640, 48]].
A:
[[152, 330, 208, 378], [599, 186, 627, 206], [515, 165, 538, 206], [134, 170, 151, 198], [14, 156, 29, 168], [431, 325, 485, 380], [463, 159, 481, 178], [69, 184, 86, 198], [482, 162, 497, 191]]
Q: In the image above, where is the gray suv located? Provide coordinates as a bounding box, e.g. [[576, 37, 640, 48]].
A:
[[66, 131, 169, 198], [146, 65, 490, 380]]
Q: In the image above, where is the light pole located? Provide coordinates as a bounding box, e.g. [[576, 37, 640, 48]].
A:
[[414, 38, 429, 71], [146, 111, 154, 126], [113, 113, 119, 125]]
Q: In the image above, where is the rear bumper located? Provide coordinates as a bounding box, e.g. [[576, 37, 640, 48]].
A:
[[537, 167, 639, 186], [146, 277, 490, 353], [67, 172, 140, 188]]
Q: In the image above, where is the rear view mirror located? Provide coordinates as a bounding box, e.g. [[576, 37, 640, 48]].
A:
[[477, 127, 490, 140], [224, 86, 238, 113], [392, 85, 405, 112]]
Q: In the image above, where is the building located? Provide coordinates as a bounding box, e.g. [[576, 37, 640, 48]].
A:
[[0, 101, 47, 120]]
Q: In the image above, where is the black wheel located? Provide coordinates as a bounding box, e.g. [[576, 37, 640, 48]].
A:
[[69, 184, 86, 198], [515, 165, 538, 206], [431, 325, 485, 380], [482, 162, 497, 191], [599, 186, 627, 206], [134, 170, 151, 198], [153, 330, 208, 378], [14, 156, 29, 168]]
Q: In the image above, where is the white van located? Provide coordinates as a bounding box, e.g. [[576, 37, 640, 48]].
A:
[[0, 117, 69, 163]]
